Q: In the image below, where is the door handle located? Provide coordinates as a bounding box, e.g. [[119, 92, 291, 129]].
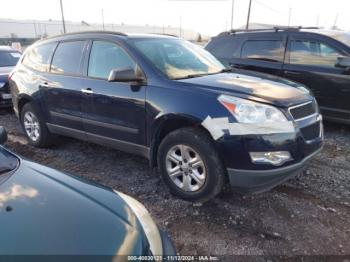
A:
[[81, 88, 93, 95]]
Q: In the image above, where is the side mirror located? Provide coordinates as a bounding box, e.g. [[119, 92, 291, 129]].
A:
[[335, 56, 350, 69], [108, 66, 145, 83], [0, 127, 7, 145]]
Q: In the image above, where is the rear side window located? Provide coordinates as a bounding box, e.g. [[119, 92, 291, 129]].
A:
[[241, 40, 283, 62], [206, 38, 240, 59], [22, 43, 56, 72], [289, 40, 343, 68], [51, 41, 85, 75], [88, 41, 136, 79]]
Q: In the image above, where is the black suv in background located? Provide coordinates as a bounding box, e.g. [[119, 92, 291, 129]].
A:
[[9, 31, 323, 202], [206, 27, 350, 124], [0, 46, 22, 107]]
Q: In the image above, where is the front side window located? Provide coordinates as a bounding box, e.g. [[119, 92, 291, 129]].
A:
[[0, 50, 21, 67], [131, 38, 224, 79], [289, 40, 343, 68], [88, 41, 136, 79], [23, 43, 56, 72], [51, 41, 85, 75], [241, 40, 283, 62]]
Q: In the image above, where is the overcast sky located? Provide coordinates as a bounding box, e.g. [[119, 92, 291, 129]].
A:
[[1, 0, 349, 35]]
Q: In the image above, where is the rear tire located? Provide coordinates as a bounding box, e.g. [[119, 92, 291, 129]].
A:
[[157, 127, 225, 203], [20, 102, 53, 147]]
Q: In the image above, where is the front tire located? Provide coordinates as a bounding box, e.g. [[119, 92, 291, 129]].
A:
[[157, 127, 225, 203], [20, 102, 53, 147]]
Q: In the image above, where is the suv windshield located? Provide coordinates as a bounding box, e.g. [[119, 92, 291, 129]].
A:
[[0, 50, 21, 67], [0, 147, 19, 174], [131, 38, 225, 79]]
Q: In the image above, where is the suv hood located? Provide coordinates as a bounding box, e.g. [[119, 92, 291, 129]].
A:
[[177, 70, 313, 107], [0, 160, 148, 255]]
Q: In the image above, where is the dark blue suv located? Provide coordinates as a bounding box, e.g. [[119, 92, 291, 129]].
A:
[[9, 31, 323, 202]]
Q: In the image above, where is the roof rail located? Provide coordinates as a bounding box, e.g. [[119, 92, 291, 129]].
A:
[[37, 30, 127, 43], [218, 26, 321, 36], [60, 30, 128, 37]]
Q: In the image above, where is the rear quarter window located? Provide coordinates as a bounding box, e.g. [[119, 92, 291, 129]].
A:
[[22, 43, 57, 72], [206, 37, 241, 59]]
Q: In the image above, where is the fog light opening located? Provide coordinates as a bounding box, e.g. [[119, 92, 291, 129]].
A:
[[249, 151, 293, 166]]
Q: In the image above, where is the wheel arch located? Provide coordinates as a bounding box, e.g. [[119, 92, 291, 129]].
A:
[[149, 113, 216, 168], [17, 94, 34, 116]]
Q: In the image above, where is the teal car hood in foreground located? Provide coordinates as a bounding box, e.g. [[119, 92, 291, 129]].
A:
[[0, 157, 149, 255]]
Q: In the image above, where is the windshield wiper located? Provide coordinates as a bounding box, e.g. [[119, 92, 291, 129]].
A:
[[174, 69, 232, 80]]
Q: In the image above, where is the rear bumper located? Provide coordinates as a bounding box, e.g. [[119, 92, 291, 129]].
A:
[[227, 146, 322, 193]]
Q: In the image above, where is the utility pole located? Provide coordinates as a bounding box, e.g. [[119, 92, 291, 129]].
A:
[[288, 8, 292, 26], [59, 0, 66, 33], [230, 0, 235, 29], [333, 13, 339, 29], [246, 0, 252, 30], [101, 9, 105, 30]]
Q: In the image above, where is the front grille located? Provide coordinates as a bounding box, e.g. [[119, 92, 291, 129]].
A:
[[289, 101, 316, 120], [300, 121, 321, 141]]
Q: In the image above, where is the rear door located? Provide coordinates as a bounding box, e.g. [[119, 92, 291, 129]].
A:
[[80, 40, 147, 153], [43, 40, 87, 131], [228, 33, 287, 76], [282, 34, 350, 120]]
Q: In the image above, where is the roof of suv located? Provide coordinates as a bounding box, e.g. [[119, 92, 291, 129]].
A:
[[36, 31, 178, 45], [216, 27, 349, 39]]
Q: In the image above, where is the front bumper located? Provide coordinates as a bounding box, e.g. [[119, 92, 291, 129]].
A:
[[227, 146, 322, 193]]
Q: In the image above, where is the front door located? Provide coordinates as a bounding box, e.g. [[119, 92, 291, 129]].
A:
[[80, 40, 147, 153], [283, 36, 350, 120]]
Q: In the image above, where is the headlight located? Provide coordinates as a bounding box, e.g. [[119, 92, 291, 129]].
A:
[[116, 191, 163, 256], [218, 95, 288, 123], [0, 82, 5, 88]]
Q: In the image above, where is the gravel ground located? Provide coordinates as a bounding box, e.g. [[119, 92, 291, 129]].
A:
[[1, 109, 350, 260]]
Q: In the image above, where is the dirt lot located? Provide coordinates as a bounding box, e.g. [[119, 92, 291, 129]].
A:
[[1, 109, 350, 260]]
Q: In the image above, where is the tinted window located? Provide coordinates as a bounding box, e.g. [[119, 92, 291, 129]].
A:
[[207, 38, 240, 59], [241, 40, 283, 62], [88, 41, 136, 79], [289, 40, 343, 67], [23, 43, 56, 72], [51, 41, 85, 75], [0, 50, 21, 67]]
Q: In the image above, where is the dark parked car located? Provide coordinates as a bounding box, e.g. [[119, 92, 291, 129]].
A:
[[10, 31, 323, 202], [0, 46, 21, 107], [205, 27, 350, 124], [0, 127, 175, 257]]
